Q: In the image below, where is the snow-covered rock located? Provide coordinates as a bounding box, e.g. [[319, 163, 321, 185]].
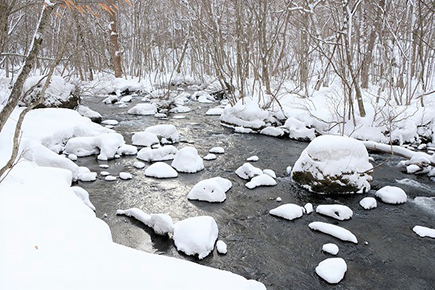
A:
[[145, 124, 180, 143], [359, 197, 377, 209], [284, 117, 316, 141], [64, 133, 125, 161], [71, 186, 96, 211], [173, 216, 218, 259], [117, 144, 137, 156], [316, 205, 353, 221], [137, 145, 178, 162], [77, 105, 102, 123], [413, 225, 435, 238], [235, 126, 255, 134], [206, 107, 224, 116], [246, 155, 259, 162], [101, 120, 119, 126], [220, 99, 270, 130], [260, 127, 285, 137], [304, 203, 314, 214], [133, 161, 145, 169], [127, 103, 157, 115], [187, 177, 232, 203], [203, 153, 217, 160], [216, 240, 227, 254], [209, 147, 225, 154], [245, 174, 277, 189], [119, 172, 133, 180], [145, 162, 178, 178], [269, 203, 304, 221], [263, 169, 276, 178], [322, 243, 339, 255], [291, 135, 373, 194], [105, 176, 117, 181], [375, 186, 407, 204], [309, 221, 358, 244], [171, 146, 204, 173], [315, 258, 347, 284], [132, 132, 159, 147], [117, 208, 174, 236], [235, 163, 263, 180]]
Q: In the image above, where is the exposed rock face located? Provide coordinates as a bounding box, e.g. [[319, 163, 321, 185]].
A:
[[291, 135, 373, 194]]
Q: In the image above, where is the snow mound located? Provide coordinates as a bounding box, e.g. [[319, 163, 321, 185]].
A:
[[413, 225, 435, 238], [170, 105, 191, 113], [245, 174, 277, 189], [203, 153, 217, 160], [220, 99, 270, 129], [260, 127, 285, 137], [145, 162, 178, 178], [127, 103, 157, 115], [145, 124, 180, 143], [247, 155, 259, 162], [315, 258, 347, 284], [316, 204, 353, 220], [309, 221, 358, 244], [132, 132, 159, 147], [291, 135, 373, 194], [77, 105, 102, 123], [71, 186, 96, 211], [209, 146, 225, 154], [375, 186, 407, 204], [284, 117, 316, 141], [304, 203, 314, 214], [206, 107, 224, 116], [263, 169, 276, 178], [137, 145, 178, 162], [322, 243, 339, 255], [269, 203, 304, 221], [64, 133, 125, 161], [216, 240, 227, 254], [187, 177, 232, 203], [133, 161, 145, 169], [235, 163, 263, 180], [359, 197, 377, 209], [173, 216, 218, 259], [119, 172, 132, 180], [171, 146, 204, 173], [105, 176, 116, 181], [117, 144, 137, 156], [117, 208, 174, 236]]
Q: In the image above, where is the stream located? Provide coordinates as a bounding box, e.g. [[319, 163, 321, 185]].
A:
[[76, 93, 435, 290]]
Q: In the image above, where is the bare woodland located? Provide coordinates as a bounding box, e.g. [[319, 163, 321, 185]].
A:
[[0, 0, 435, 116]]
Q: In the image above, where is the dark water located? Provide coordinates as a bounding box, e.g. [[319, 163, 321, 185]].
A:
[[76, 95, 435, 290]]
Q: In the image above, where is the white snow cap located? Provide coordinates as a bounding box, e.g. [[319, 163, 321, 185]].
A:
[[360, 197, 377, 209], [284, 117, 316, 141], [119, 172, 133, 180], [206, 107, 224, 116], [117, 208, 174, 236], [246, 155, 259, 162], [187, 177, 232, 203], [145, 124, 180, 143], [375, 186, 407, 204], [263, 169, 276, 178], [304, 203, 314, 214], [132, 131, 159, 147], [137, 145, 178, 162], [412, 225, 435, 238], [71, 186, 96, 211], [145, 162, 178, 178], [133, 161, 146, 169], [117, 144, 137, 156], [203, 153, 217, 160], [315, 258, 347, 284], [309, 221, 358, 244], [171, 146, 204, 173], [216, 240, 227, 254], [127, 103, 157, 115], [322, 243, 339, 255], [235, 163, 263, 180], [260, 127, 285, 137], [316, 204, 353, 221], [220, 98, 269, 129], [173, 216, 218, 259], [209, 146, 225, 154], [269, 203, 304, 221], [245, 174, 277, 189]]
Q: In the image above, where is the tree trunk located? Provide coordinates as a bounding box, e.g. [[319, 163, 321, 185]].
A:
[[108, 11, 122, 78]]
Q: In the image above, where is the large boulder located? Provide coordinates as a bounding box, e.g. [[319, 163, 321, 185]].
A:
[[291, 135, 373, 194]]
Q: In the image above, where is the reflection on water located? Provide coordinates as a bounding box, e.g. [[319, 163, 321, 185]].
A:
[[76, 95, 435, 290]]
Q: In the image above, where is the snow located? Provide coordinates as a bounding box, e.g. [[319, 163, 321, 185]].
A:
[[245, 174, 277, 189], [304, 203, 314, 214], [76, 105, 102, 122], [209, 146, 225, 154], [101, 119, 119, 126], [133, 161, 145, 169], [187, 177, 232, 203], [309, 222, 358, 244], [127, 103, 157, 115], [119, 172, 132, 180], [283, 117, 316, 141], [117, 144, 137, 156], [269, 203, 304, 221], [375, 186, 407, 204], [145, 162, 178, 178], [145, 124, 180, 143], [315, 204, 353, 221], [171, 146, 204, 173], [105, 175, 117, 181], [291, 135, 373, 193], [137, 145, 178, 162], [263, 169, 276, 178], [206, 107, 224, 116], [220, 99, 269, 129], [322, 243, 339, 255], [216, 240, 228, 254], [71, 186, 96, 211], [77, 171, 97, 182], [413, 225, 435, 238], [235, 163, 263, 180], [276, 197, 282, 202], [99, 164, 109, 168], [116, 208, 174, 236], [64, 133, 125, 161], [315, 258, 347, 284], [100, 171, 110, 176], [204, 153, 217, 160], [67, 153, 77, 161], [260, 127, 285, 137], [247, 155, 259, 162], [173, 216, 219, 259], [359, 197, 377, 209], [132, 131, 159, 147], [234, 126, 255, 134]]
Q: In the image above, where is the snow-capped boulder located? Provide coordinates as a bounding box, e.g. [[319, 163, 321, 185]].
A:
[[235, 163, 263, 180], [132, 132, 159, 147], [245, 174, 277, 189], [220, 99, 270, 130], [137, 145, 178, 162], [209, 147, 225, 154], [119, 172, 133, 180], [117, 208, 174, 236], [127, 103, 157, 115], [173, 216, 218, 259], [291, 135, 373, 194], [309, 221, 358, 244], [360, 197, 377, 209], [283, 117, 316, 141], [171, 146, 204, 173], [263, 169, 276, 178], [64, 133, 125, 161], [315, 258, 347, 284], [322, 243, 339, 255], [269, 204, 304, 221], [187, 177, 232, 203], [316, 204, 353, 221], [413, 225, 435, 238], [260, 127, 285, 137], [145, 162, 178, 178], [145, 124, 179, 144], [203, 153, 217, 161], [117, 144, 137, 156], [206, 107, 224, 116], [375, 186, 407, 204], [216, 240, 227, 254], [77, 105, 102, 123]]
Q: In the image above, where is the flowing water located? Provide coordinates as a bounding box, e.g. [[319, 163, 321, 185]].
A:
[[76, 94, 435, 290]]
